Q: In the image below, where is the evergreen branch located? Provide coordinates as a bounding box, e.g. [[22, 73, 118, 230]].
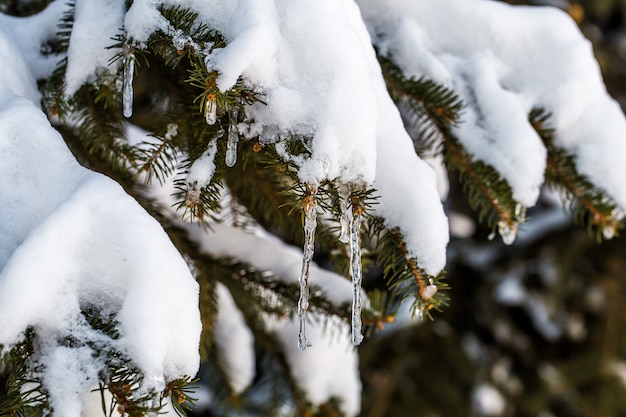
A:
[[159, 5, 223, 47], [366, 217, 449, 320], [40, 1, 74, 119], [134, 131, 179, 185], [163, 377, 199, 417], [173, 174, 224, 223], [378, 53, 522, 235], [0, 331, 49, 417], [379, 54, 463, 155], [444, 132, 520, 234], [530, 108, 624, 240], [225, 140, 354, 273], [196, 257, 327, 415]]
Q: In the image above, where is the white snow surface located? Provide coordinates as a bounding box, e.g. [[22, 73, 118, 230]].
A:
[[4, 0, 626, 414], [358, 0, 626, 210], [214, 283, 256, 394], [268, 314, 361, 416], [0, 26, 201, 417], [64, 0, 126, 96]]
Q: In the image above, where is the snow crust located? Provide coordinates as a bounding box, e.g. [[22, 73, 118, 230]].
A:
[[0, 27, 201, 417]]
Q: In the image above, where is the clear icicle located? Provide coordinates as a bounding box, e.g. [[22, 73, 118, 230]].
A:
[[514, 203, 527, 223], [338, 184, 351, 244], [225, 125, 239, 167], [298, 183, 318, 350], [350, 202, 364, 346], [205, 94, 217, 125], [123, 53, 135, 118]]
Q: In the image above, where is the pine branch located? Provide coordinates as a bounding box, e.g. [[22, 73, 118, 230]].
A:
[[224, 141, 355, 274], [379, 54, 463, 155], [366, 217, 449, 320], [444, 132, 521, 236], [530, 108, 624, 240], [379, 54, 524, 236], [0, 330, 49, 417], [40, 0, 74, 119]]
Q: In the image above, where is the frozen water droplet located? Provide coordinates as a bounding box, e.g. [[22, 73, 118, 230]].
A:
[[414, 303, 424, 321], [205, 96, 217, 125], [298, 184, 318, 350], [338, 184, 351, 244], [498, 220, 517, 245], [225, 125, 239, 167], [421, 284, 438, 300], [123, 53, 135, 118], [185, 184, 201, 208], [350, 204, 364, 346], [603, 224, 616, 240]]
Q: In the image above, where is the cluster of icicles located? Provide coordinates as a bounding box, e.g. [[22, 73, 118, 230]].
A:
[[297, 184, 365, 350], [122, 50, 364, 350]]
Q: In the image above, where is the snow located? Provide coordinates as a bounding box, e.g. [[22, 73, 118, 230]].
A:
[[187, 139, 219, 188], [0, 26, 201, 417], [64, 0, 126, 96], [0, 1, 69, 81], [268, 315, 361, 416], [4, 0, 626, 415], [214, 283, 256, 393], [359, 0, 626, 211]]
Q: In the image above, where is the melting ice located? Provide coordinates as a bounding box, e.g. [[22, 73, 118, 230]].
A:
[[123, 53, 135, 118], [298, 184, 318, 350]]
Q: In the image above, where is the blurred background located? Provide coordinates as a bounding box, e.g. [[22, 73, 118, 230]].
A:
[[357, 1, 626, 416]]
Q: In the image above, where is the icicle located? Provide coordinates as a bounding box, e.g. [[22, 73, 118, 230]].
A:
[[225, 124, 239, 167], [205, 94, 217, 125], [488, 231, 496, 241], [350, 199, 364, 346], [338, 184, 351, 243], [514, 203, 526, 222], [123, 52, 135, 118], [298, 183, 318, 350], [498, 220, 518, 245]]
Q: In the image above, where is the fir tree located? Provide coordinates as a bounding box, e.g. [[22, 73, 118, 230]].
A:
[[1, 1, 626, 416]]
